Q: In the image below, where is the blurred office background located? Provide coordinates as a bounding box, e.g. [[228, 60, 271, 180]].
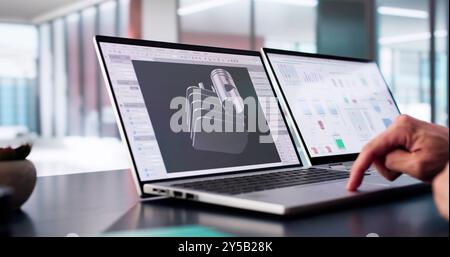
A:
[[0, 0, 448, 176]]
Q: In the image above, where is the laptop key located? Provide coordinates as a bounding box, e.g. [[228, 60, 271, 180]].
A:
[[173, 168, 365, 195]]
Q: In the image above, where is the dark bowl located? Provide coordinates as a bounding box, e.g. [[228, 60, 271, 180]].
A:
[[0, 144, 32, 161], [0, 144, 36, 210], [0, 160, 37, 210]]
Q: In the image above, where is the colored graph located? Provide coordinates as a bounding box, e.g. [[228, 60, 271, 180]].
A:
[[335, 138, 346, 150], [277, 63, 299, 81], [318, 120, 325, 130], [382, 118, 393, 128], [328, 103, 338, 115], [314, 103, 325, 115], [360, 77, 368, 86], [300, 101, 312, 115], [347, 110, 369, 132], [303, 72, 322, 83]]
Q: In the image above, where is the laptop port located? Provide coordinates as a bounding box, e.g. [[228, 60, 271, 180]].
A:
[[173, 191, 183, 198], [185, 193, 195, 200]]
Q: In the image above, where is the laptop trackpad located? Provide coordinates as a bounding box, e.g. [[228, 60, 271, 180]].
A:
[[238, 179, 393, 208]]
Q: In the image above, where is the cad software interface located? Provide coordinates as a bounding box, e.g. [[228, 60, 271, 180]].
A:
[[99, 42, 299, 181], [267, 53, 400, 158]]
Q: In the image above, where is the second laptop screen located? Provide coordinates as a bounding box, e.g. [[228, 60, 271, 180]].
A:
[[267, 53, 400, 158]]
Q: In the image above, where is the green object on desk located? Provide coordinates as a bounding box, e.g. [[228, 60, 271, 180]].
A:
[[103, 225, 232, 237]]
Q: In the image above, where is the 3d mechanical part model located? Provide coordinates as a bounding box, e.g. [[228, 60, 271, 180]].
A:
[[210, 68, 245, 114], [184, 69, 248, 154]]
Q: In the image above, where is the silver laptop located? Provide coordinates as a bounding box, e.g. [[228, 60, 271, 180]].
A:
[[94, 36, 424, 215]]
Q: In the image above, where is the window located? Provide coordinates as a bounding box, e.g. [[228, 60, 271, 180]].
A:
[[179, 0, 252, 50], [66, 13, 83, 136], [82, 7, 100, 136], [254, 0, 317, 52], [53, 18, 68, 137], [435, 0, 449, 125], [378, 0, 431, 122], [118, 0, 130, 37], [179, 0, 318, 52], [99, 0, 120, 137], [36, 0, 128, 138], [0, 23, 38, 132]]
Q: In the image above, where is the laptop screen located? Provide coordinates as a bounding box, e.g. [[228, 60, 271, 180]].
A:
[[96, 39, 300, 182], [264, 50, 400, 164]]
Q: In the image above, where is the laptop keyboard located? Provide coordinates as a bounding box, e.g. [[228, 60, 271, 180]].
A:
[[173, 168, 362, 195]]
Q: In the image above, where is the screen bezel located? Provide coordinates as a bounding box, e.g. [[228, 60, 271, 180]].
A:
[[263, 47, 401, 166], [94, 35, 303, 192]]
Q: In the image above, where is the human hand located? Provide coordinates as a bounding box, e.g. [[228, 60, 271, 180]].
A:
[[432, 164, 449, 221], [347, 115, 449, 191]]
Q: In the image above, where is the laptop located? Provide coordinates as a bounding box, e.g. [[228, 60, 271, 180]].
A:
[[262, 48, 411, 172], [94, 36, 424, 215]]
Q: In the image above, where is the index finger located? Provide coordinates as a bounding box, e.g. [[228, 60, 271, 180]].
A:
[[347, 121, 410, 191]]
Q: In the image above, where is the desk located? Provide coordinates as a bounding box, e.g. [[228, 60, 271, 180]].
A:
[[7, 169, 449, 237]]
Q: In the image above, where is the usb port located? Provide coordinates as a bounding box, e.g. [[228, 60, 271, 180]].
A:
[[173, 191, 183, 198], [185, 193, 195, 200]]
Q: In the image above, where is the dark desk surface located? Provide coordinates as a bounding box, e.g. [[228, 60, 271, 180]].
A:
[[8, 169, 449, 237]]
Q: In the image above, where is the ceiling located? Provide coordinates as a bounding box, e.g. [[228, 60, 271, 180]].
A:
[[0, 0, 79, 22]]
